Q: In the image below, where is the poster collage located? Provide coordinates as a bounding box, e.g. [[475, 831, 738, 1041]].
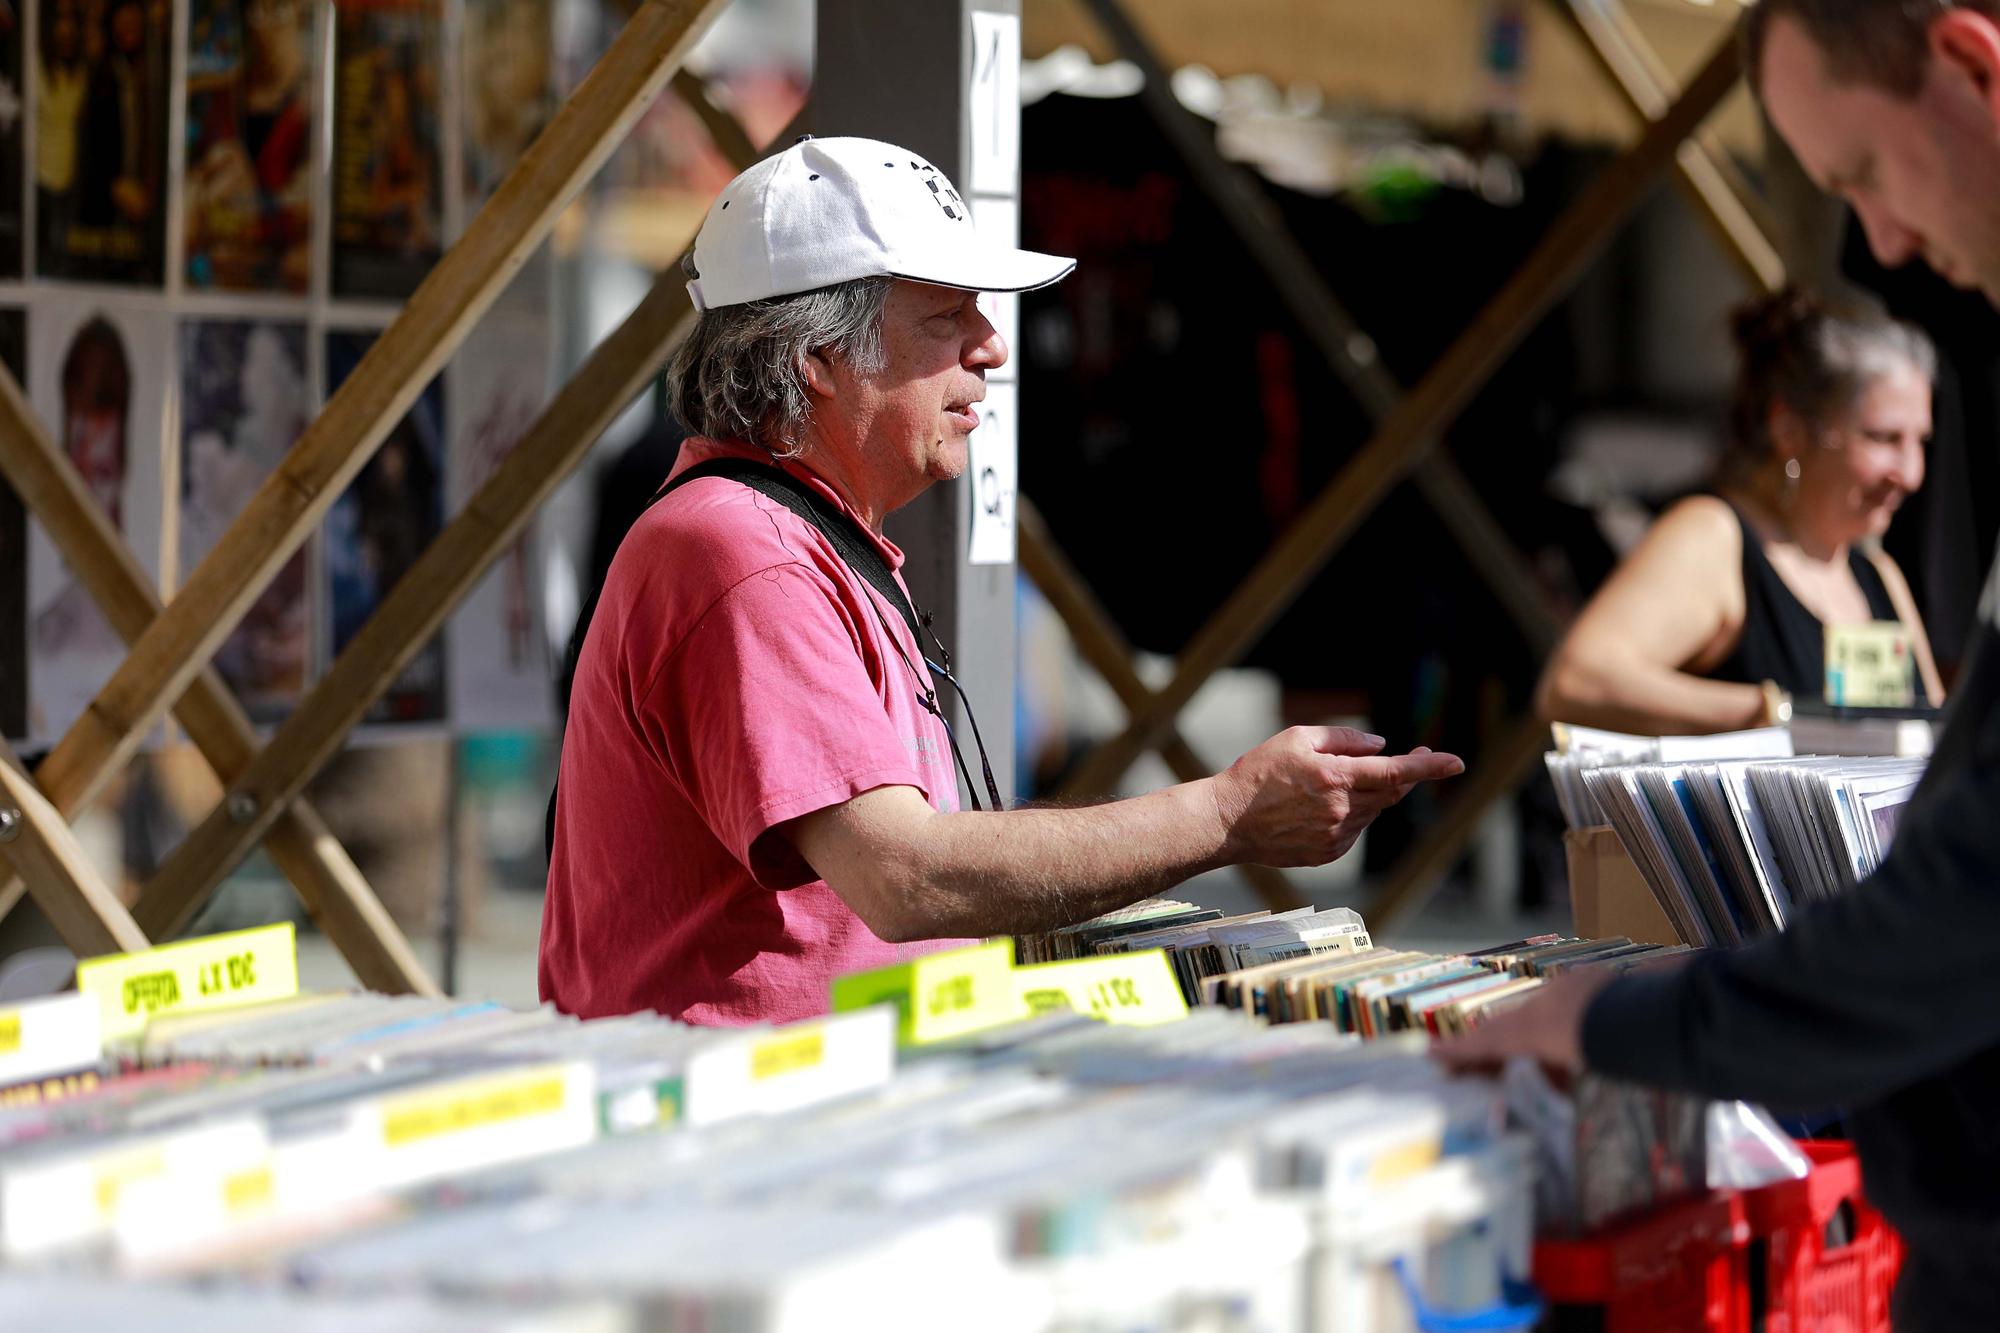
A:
[[0, 0, 562, 747]]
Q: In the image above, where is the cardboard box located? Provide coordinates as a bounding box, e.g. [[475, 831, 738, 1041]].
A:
[[1565, 826, 1683, 946]]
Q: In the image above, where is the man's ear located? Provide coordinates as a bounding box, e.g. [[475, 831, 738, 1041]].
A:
[[1931, 10, 2000, 117], [801, 347, 838, 399]]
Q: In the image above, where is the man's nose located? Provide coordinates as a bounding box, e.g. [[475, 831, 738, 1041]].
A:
[[1852, 196, 1922, 268], [966, 302, 1008, 371]]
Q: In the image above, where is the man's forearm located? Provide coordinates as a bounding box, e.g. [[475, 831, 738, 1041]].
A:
[[793, 726, 1441, 943], [867, 781, 1234, 941]]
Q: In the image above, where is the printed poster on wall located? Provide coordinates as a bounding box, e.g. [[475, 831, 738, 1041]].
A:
[[330, 0, 443, 300], [448, 316, 552, 732], [180, 319, 310, 723], [0, 308, 25, 740], [27, 300, 169, 744], [325, 328, 446, 724], [0, 2, 23, 279], [35, 0, 171, 286], [463, 0, 551, 203], [966, 381, 1017, 566], [462, 0, 553, 309], [183, 0, 314, 292]]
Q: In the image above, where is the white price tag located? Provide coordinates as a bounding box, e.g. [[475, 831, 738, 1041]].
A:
[[967, 382, 1018, 566], [968, 12, 1021, 193]]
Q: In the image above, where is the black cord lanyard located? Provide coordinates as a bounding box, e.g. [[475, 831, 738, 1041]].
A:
[[657, 458, 1004, 813]]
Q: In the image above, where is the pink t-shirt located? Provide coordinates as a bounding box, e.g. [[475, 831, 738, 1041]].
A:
[[540, 437, 972, 1026]]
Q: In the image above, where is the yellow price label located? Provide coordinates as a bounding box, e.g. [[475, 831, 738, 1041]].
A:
[[76, 923, 299, 1041], [380, 1072, 568, 1149], [1012, 950, 1188, 1027], [92, 1149, 166, 1218], [1367, 1138, 1442, 1186], [0, 1071, 99, 1108], [222, 1164, 275, 1215], [831, 939, 1026, 1045], [0, 1014, 19, 1055], [750, 1029, 825, 1081], [1825, 621, 1916, 708]]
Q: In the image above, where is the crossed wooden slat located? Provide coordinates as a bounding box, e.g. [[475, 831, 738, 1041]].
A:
[[1071, 0, 1567, 662], [0, 366, 435, 987], [1016, 500, 1308, 912], [1555, 0, 1782, 294], [1016, 0, 1569, 914], [0, 0, 730, 976], [0, 735, 149, 956], [130, 88, 806, 942], [0, 0, 1780, 967], [1367, 1, 1785, 927], [1027, 6, 1765, 927], [133, 275, 702, 938]]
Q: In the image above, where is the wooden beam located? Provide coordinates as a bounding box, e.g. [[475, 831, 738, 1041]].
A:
[[1077, 0, 1562, 656], [671, 68, 762, 169], [0, 739, 149, 956], [1407, 459, 1560, 658], [1552, 0, 1782, 293], [1364, 712, 1550, 933], [0, 366, 438, 993], [124, 96, 807, 939], [133, 274, 701, 939], [28, 0, 729, 826], [1017, 499, 1307, 913], [1061, 23, 1745, 798]]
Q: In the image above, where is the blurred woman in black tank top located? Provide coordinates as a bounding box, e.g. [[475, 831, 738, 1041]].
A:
[[1538, 289, 1944, 735]]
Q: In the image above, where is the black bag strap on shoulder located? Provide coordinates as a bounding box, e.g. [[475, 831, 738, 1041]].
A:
[[679, 458, 924, 641], [546, 457, 929, 861]]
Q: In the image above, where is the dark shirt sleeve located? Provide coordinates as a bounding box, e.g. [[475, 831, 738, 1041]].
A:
[[1582, 640, 2000, 1109]]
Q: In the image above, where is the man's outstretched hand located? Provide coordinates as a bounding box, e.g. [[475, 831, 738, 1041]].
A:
[[1210, 726, 1463, 868]]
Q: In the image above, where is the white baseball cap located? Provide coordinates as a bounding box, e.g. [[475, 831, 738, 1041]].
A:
[[684, 135, 1076, 311]]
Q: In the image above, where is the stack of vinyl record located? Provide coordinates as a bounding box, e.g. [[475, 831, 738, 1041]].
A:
[[0, 971, 1539, 1332], [1582, 754, 1923, 945], [0, 906, 1731, 1330], [1544, 721, 1929, 945], [1022, 901, 1372, 1003]]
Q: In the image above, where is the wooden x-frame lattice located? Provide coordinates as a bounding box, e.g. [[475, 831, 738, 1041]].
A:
[[1018, 0, 1781, 928], [0, 0, 1787, 975], [0, 0, 740, 982]]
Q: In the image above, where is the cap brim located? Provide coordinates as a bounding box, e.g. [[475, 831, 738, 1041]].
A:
[[887, 240, 1076, 295]]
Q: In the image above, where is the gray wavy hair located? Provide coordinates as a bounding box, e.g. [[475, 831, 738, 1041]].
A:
[[666, 270, 893, 458]]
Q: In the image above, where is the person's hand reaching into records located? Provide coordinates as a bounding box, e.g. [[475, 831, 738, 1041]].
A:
[[1208, 725, 1462, 867], [1429, 969, 1615, 1078]]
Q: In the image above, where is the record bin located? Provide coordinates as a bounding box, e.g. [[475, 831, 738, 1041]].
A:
[[1531, 1140, 1902, 1333], [1742, 1141, 1901, 1333], [1533, 1188, 1749, 1332]]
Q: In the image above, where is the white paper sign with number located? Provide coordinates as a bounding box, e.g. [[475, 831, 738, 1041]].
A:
[[968, 11, 1021, 194], [967, 382, 1018, 566]]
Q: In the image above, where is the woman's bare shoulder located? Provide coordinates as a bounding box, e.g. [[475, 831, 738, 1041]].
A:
[[1654, 494, 1741, 541]]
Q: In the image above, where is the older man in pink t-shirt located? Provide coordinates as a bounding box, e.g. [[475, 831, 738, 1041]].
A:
[[541, 136, 1462, 1026]]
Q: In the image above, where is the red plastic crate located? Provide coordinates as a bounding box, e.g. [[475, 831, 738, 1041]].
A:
[[1534, 1190, 1751, 1333], [1742, 1140, 1902, 1333]]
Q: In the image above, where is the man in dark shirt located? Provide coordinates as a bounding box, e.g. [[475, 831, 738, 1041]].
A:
[[1439, 5, 2000, 1325]]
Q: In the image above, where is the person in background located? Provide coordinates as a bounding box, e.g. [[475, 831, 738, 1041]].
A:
[[542, 136, 1463, 1028], [1536, 289, 1943, 735], [1440, 4, 2000, 1323]]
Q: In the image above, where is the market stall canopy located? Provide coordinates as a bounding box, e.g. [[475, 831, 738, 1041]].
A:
[[1023, 0, 1761, 153]]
